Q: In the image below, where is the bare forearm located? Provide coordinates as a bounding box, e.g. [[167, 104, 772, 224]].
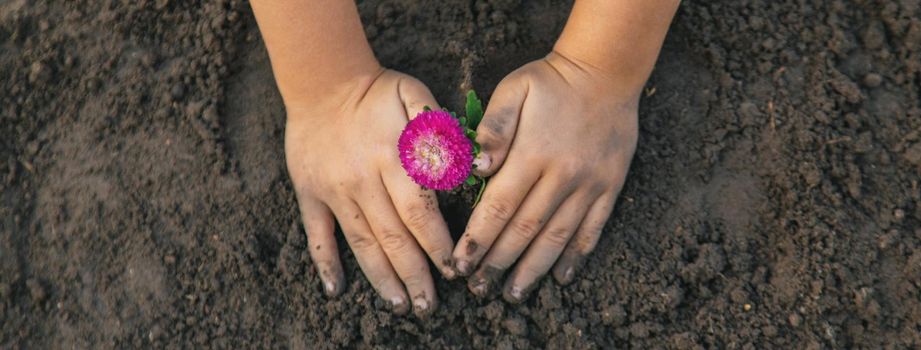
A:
[[555, 0, 680, 93], [250, 0, 380, 109]]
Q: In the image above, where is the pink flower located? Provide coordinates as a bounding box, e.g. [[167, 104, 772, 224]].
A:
[[398, 110, 473, 190]]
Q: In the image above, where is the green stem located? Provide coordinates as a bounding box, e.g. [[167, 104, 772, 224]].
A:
[[472, 177, 487, 208]]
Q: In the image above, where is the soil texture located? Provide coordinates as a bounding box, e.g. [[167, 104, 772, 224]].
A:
[[2, 0, 921, 348]]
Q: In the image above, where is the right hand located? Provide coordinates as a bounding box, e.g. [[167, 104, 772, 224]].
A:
[[453, 52, 639, 302], [285, 69, 456, 318]]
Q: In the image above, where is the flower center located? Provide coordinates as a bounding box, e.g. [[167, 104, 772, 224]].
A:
[[413, 133, 450, 177]]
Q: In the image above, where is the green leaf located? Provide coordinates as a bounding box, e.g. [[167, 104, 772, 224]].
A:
[[459, 117, 467, 127], [422, 105, 432, 112], [465, 175, 478, 186], [472, 177, 487, 208], [450, 111, 457, 119], [465, 129, 477, 140], [465, 90, 484, 129], [472, 142, 481, 155]]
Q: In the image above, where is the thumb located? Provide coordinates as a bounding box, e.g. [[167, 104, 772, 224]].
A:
[[398, 76, 440, 120], [472, 76, 527, 177]]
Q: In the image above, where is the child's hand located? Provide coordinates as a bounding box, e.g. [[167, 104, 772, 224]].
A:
[[453, 52, 640, 302], [286, 69, 455, 317]]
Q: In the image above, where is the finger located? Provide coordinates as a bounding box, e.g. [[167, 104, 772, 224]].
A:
[[552, 189, 618, 285], [452, 159, 540, 277], [329, 199, 410, 314], [382, 164, 457, 280], [297, 195, 345, 297], [501, 191, 596, 303], [466, 176, 575, 297], [471, 74, 527, 176], [359, 179, 438, 318], [398, 76, 440, 119]]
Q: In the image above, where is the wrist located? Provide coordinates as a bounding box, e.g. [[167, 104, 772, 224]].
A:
[[284, 63, 385, 121], [544, 50, 644, 105], [552, 0, 678, 101]]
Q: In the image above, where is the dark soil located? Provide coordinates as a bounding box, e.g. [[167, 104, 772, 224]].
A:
[[3, 0, 921, 348]]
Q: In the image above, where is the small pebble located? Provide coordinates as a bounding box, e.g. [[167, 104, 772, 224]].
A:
[[502, 315, 528, 336], [29, 62, 51, 83], [602, 304, 627, 326], [26, 278, 47, 303], [149, 324, 164, 341], [863, 73, 882, 88], [761, 38, 776, 50], [170, 84, 185, 100], [202, 104, 219, 124]]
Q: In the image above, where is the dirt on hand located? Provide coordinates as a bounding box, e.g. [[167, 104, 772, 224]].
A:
[[2, 0, 920, 348]]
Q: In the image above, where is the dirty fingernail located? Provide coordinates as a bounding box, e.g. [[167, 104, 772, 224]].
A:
[[469, 278, 488, 297], [442, 266, 456, 280], [456, 260, 471, 275], [473, 152, 491, 172], [507, 286, 523, 302], [413, 297, 429, 316], [391, 296, 408, 315], [324, 281, 337, 296], [563, 267, 574, 283]]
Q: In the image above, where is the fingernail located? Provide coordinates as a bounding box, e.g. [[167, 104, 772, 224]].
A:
[[507, 286, 523, 302], [564, 267, 574, 282], [473, 153, 491, 172], [391, 296, 408, 314], [442, 267, 456, 280], [469, 279, 488, 297], [324, 281, 337, 296], [456, 260, 471, 275], [413, 297, 429, 316]]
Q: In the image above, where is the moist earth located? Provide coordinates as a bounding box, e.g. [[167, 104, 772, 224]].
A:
[[2, 0, 921, 348]]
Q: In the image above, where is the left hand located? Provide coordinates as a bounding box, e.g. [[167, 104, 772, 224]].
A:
[[452, 51, 640, 303], [285, 69, 456, 317]]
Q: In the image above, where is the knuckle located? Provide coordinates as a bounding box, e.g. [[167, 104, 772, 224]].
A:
[[483, 199, 515, 223], [403, 202, 433, 232], [341, 177, 364, 196], [543, 226, 572, 248], [556, 159, 584, 179], [587, 180, 609, 195], [348, 231, 378, 251], [378, 228, 412, 253], [508, 217, 542, 241], [556, 158, 582, 178]]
